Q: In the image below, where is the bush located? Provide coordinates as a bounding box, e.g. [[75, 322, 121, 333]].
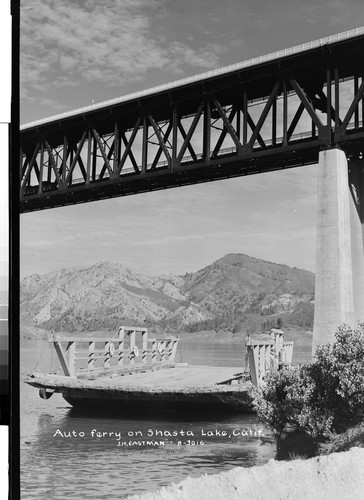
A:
[[253, 322, 364, 439], [253, 366, 302, 438]]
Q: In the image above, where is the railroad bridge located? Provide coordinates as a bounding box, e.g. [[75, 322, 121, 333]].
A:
[[20, 28, 364, 351]]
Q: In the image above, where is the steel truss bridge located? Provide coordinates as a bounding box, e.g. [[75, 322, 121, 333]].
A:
[[20, 28, 364, 213]]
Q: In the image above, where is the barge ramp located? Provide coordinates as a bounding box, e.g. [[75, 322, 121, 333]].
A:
[[25, 363, 253, 412], [24, 326, 293, 413]]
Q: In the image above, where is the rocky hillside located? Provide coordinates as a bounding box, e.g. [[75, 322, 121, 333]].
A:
[[20, 254, 315, 336]]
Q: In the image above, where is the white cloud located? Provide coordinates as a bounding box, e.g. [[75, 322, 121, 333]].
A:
[[128, 230, 237, 247], [21, 239, 53, 248], [20, 0, 227, 102], [20, 165, 319, 277]]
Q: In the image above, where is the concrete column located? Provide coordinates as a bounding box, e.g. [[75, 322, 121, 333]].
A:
[[313, 149, 355, 353], [348, 157, 364, 323]]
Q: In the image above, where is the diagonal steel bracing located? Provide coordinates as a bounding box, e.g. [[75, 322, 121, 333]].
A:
[[20, 33, 364, 212]]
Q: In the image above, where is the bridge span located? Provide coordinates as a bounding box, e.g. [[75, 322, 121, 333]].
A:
[[20, 28, 364, 351]]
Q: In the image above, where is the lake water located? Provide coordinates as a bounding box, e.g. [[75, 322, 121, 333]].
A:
[[20, 339, 289, 499]]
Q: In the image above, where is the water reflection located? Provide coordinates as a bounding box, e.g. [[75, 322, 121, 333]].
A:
[[20, 340, 278, 499], [23, 411, 275, 499]]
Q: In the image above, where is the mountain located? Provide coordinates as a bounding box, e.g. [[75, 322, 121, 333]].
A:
[[20, 254, 315, 337]]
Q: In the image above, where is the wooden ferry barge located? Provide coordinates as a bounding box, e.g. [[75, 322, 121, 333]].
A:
[[24, 326, 293, 413]]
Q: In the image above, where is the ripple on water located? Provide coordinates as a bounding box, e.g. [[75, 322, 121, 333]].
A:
[[20, 341, 277, 499]]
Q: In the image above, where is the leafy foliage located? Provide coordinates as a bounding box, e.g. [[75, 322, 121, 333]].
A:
[[253, 323, 364, 439], [253, 366, 302, 437]]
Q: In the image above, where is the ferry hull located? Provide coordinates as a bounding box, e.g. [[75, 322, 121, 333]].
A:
[[61, 388, 254, 413], [25, 364, 254, 414]]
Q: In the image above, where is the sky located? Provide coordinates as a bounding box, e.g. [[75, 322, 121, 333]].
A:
[[19, 0, 364, 279]]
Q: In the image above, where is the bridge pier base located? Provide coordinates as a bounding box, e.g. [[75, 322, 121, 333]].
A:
[[348, 156, 364, 324], [312, 148, 364, 354]]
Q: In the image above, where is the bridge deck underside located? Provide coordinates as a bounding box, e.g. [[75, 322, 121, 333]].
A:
[[20, 35, 364, 212]]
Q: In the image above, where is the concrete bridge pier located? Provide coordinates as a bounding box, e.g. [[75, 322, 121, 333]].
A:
[[348, 155, 364, 324], [312, 148, 364, 354]]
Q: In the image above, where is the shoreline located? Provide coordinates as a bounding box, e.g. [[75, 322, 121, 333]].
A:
[[127, 447, 364, 500]]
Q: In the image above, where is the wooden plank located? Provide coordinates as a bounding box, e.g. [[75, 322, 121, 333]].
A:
[[104, 341, 111, 369], [88, 341, 95, 371], [27, 366, 250, 391], [68, 341, 76, 376], [95, 366, 244, 390], [142, 331, 148, 364], [30, 365, 245, 390], [27, 375, 252, 396], [77, 362, 178, 378], [49, 336, 177, 342], [53, 341, 71, 376]]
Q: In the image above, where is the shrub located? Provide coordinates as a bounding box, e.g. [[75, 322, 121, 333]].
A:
[[253, 365, 302, 438], [253, 322, 364, 439]]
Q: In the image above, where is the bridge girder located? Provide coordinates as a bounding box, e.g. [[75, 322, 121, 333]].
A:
[[20, 35, 364, 212]]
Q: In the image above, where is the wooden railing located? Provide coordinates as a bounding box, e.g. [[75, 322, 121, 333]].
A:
[[246, 328, 294, 388], [48, 326, 179, 377]]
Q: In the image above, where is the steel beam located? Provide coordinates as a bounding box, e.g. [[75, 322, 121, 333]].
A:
[[19, 35, 364, 212]]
